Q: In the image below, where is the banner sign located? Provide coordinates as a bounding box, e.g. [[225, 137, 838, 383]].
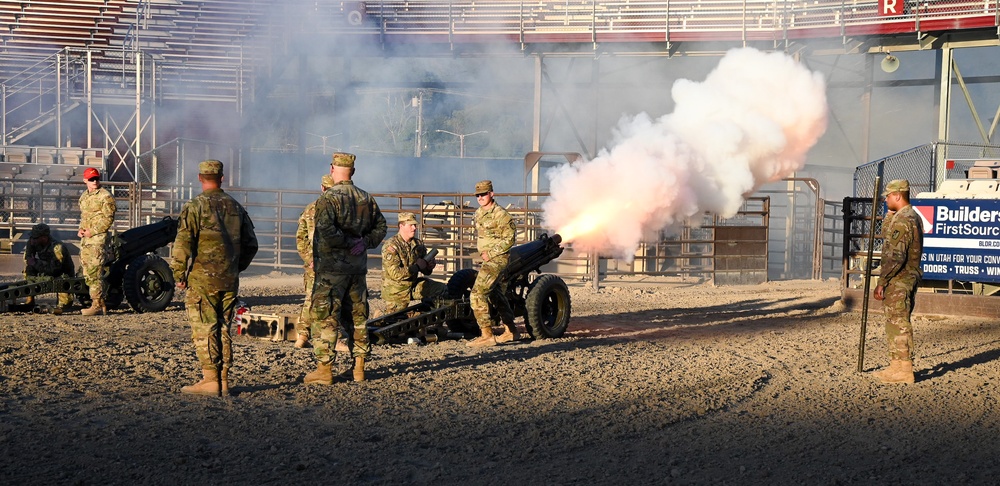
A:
[[911, 198, 1000, 282]]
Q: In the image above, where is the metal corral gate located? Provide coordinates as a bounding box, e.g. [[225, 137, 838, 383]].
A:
[[0, 179, 827, 287]]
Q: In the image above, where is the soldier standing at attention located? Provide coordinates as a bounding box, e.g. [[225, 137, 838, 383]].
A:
[[77, 167, 116, 316], [467, 180, 519, 347], [381, 212, 447, 314], [304, 152, 386, 384], [171, 160, 258, 397], [23, 223, 75, 312], [873, 179, 923, 384], [294, 174, 336, 349]]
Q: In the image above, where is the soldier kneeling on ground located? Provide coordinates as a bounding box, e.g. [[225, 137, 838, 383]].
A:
[[23, 223, 75, 313]]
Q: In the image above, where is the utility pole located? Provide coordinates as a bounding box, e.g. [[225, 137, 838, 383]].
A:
[[413, 90, 424, 157]]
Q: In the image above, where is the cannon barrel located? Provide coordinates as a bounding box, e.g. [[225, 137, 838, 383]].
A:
[[498, 233, 563, 284], [112, 216, 178, 264]]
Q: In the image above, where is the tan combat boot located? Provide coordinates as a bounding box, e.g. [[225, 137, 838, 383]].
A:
[[468, 326, 497, 348], [304, 362, 333, 385], [496, 324, 520, 344], [181, 368, 221, 396], [294, 333, 310, 349], [220, 368, 230, 396], [876, 359, 915, 384], [80, 296, 105, 316], [353, 356, 366, 382]]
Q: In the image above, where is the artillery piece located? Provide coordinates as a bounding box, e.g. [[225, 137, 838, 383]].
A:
[[0, 217, 178, 313], [368, 233, 571, 344]]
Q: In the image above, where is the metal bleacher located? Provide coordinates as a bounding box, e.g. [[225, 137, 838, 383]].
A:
[[2, 1, 999, 92]]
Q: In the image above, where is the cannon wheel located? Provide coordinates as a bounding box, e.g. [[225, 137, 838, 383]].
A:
[[123, 254, 175, 313], [446, 268, 478, 299], [446, 269, 479, 334], [524, 274, 571, 339]]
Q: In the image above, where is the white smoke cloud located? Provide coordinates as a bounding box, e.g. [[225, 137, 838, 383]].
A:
[[541, 47, 828, 260]]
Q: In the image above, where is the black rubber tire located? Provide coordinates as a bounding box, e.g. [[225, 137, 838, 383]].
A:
[[123, 254, 175, 313], [525, 274, 571, 339], [445, 268, 479, 334], [446, 268, 478, 299]]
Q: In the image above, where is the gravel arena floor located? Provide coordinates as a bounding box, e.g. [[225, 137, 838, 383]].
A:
[[2, 272, 1000, 485]]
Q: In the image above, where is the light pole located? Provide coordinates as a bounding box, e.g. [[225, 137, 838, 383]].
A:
[[435, 129, 487, 158], [305, 132, 342, 154]]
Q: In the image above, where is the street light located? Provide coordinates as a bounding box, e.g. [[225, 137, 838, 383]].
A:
[[435, 129, 488, 158], [305, 132, 342, 154]]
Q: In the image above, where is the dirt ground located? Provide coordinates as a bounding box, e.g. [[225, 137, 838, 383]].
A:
[[2, 272, 1000, 485]]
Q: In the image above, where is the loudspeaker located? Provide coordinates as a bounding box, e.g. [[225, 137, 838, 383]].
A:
[[881, 55, 900, 73]]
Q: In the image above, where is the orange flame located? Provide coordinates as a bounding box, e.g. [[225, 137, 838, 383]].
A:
[[556, 204, 618, 243]]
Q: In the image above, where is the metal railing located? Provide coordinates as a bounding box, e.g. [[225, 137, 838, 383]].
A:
[[0, 179, 826, 286]]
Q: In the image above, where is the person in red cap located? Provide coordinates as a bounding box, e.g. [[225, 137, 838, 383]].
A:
[[77, 166, 116, 315]]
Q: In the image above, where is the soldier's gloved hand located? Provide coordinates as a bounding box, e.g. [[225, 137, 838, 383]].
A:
[[26, 257, 36, 267], [416, 258, 430, 271], [349, 238, 366, 256], [426, 255, 437, 271]]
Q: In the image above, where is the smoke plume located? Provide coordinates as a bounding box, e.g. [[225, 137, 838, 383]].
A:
[[541, 48, 828, 260]]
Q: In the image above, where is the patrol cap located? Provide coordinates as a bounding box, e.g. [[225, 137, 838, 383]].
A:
[[30, 223, 50, 238], [331, 152, 356, 168], [321, 174, 335, 189], [398, 212, 418, 225], [882, 179, 910, 196], [199, 159, 224, 175], [474, 180, 493, 195], [82, 167, 101, 180]]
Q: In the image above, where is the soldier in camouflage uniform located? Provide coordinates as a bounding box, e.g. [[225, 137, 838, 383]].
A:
[[381, 212, 447, 314], [294, 174, 340, 349], [873, 179, 923, 384], [304, 152, 387, 384], [468, 180, 519, 347], [171, 160, 258, 397], [23, 223, 75, 311], [77, 167, 116, 316]]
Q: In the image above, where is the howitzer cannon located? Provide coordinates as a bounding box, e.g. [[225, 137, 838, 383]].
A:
[[0, 217, 178, 313], [368, 233, 570, 344]]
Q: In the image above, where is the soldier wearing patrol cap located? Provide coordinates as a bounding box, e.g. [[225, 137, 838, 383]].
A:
[[381, 211, 447, 315], [294, 174, 348, 352], [171, 159, 259, 396], [77, 166, 116, 316], [467, 180, 519, 347], [23, 223, 75, 311], [304, 152, 386, 384], [873, 178, 923, 384]]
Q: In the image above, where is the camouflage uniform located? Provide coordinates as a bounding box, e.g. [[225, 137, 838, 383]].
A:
[[170, 162, 258, 373], [23, 224, 75, 308], [295, 175, 335, 338], [381, 232, 447, 314], [309, 176, 387, 365], [879, 203, 923, 361], [471, 197, 517, 331], [78, 185, 116, 299]]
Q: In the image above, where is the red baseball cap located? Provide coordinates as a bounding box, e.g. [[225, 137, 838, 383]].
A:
[[83, 167, 101, 180]]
